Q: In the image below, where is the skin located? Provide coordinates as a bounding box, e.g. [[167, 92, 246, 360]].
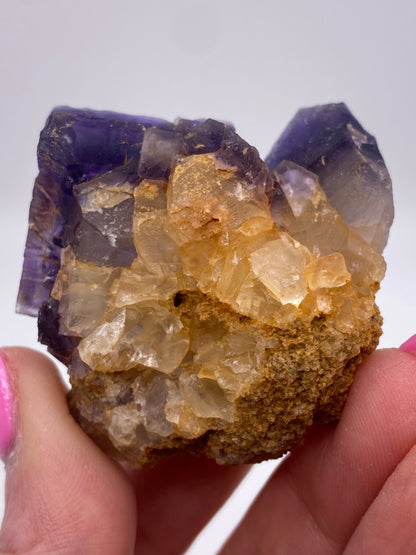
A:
[[1, 346, 416, 554]]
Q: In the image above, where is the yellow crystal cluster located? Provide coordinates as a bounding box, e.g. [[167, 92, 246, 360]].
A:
[[55, 152, 385, 464]]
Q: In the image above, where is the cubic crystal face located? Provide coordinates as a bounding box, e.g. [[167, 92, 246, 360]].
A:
[[17, 104, 393, 465]]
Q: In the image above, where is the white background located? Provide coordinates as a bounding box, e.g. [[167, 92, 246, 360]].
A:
[[1, 0, 415, 552]]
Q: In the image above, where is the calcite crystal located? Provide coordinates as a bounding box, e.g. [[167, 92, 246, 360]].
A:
[[17, 104, 393, 465]]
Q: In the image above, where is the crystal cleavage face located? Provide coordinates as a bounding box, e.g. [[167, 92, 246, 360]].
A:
[[17, 104, 393, 465]]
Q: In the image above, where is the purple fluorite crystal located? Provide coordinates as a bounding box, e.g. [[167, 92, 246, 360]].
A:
[[17, 108, 174, 317], [266, 103, 393, 252]]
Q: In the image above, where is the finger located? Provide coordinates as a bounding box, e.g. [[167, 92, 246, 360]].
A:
[[0, 347, 137, 555], [344, 443, 416, 553], [222, 349, 416, 554], [128, 453, 250, 554]]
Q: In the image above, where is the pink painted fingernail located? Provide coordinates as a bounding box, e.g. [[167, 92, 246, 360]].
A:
[[0, 351, 14, 457], [399, 334, 416, 353]]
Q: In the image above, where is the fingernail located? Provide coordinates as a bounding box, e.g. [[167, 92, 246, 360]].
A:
[[0, 351, 14, 457], [399, 333, 416, 353]]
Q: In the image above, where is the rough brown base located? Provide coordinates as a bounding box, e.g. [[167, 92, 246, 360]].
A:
[[68, 291, 382, 466]]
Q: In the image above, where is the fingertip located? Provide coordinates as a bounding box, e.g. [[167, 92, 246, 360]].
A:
[[0, 346, 69, 468], [343, 347, 416, 426], [0, 346, 69, 469], [0, 347, 137, 553]]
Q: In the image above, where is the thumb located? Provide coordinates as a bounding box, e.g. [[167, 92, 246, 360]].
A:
[[0, 347, 136, 555]]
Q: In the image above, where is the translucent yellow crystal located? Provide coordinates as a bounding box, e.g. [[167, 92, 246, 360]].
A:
[[62, 150, 386, 464]]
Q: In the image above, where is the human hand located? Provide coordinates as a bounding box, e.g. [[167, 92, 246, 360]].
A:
[[1, 344, 416, 554], [223, 343, 416, 554]]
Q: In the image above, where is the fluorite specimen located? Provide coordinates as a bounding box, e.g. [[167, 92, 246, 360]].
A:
[[17, 104, 393, 465]]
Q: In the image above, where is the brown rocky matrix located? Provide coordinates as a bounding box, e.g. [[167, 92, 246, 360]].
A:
[[17, 104, 393, 466]]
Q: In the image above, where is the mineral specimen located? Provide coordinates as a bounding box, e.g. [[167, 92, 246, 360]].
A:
[[17, 104, 393, 466]]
